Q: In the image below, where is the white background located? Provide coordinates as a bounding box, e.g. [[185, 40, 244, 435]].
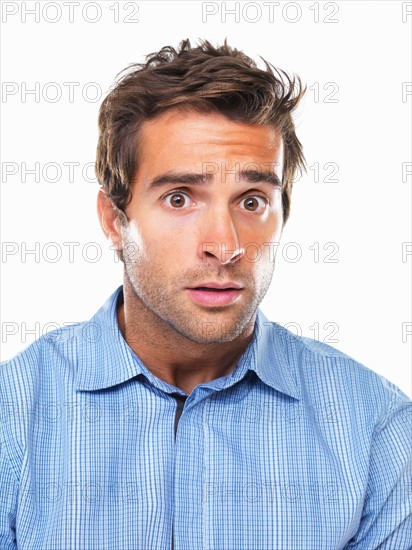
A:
[[1, 0, 411, 397]]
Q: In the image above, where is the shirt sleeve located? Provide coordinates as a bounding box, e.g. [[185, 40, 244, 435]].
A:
[[0, 423, 18, 550], [345, 379, 412, 549]]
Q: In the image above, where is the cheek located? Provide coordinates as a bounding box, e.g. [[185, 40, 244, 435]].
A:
[[243, 221, 282, 268], [122, 218, 191, 266], [242, 211, 283, 251], [121, 221, 147, 263], [266, 203, 284, 244]]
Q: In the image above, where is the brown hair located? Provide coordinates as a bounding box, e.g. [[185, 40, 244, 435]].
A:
[[96, 38, 305, 225]]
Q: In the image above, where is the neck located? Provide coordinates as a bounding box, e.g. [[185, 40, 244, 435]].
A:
[[117, 280, 256, 395]]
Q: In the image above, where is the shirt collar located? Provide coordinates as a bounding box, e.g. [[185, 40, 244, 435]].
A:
[[250, 309, 301, 400], [75, 286, 144, 391], [75, 286, 301, 401]]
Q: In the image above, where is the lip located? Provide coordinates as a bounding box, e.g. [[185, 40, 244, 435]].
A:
[[186, 286, 243, 307], [187, 281, 243, 290]]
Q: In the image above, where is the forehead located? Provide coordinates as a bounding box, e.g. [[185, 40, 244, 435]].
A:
[[137, 109, 283, 169]]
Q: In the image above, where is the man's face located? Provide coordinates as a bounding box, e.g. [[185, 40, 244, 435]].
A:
[[118, 109, 284, 344]]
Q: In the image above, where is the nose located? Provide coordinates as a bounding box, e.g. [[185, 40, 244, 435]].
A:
[[198, 207, 245, 265]]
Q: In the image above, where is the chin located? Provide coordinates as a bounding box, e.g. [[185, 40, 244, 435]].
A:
[[181, 311, 254, 345]]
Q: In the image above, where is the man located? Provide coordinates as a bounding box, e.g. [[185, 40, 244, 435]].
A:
[[0, 39, 411, 549]]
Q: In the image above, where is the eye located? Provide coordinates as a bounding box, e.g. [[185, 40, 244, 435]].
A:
[[163, 191, 193, 209], [240, 195, 268, 212]]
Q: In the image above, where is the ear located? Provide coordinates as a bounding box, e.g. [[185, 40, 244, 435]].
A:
[[97, 189, 123, 252]]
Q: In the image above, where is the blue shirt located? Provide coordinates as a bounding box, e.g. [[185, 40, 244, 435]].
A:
[[1, 286, 411, 550]]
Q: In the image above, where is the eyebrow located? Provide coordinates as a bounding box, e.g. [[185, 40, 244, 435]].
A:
[[145, 170, 282, 190]]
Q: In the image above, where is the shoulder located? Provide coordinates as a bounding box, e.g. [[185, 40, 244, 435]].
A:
[[0, 322, 86, 402], [0, 286, 122, 388], [263, 319, 411, 424]]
